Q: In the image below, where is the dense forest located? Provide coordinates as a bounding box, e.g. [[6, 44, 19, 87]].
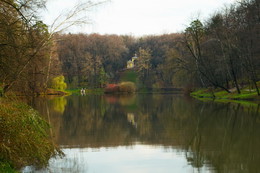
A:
[[56, 33, 181, 88], [0, 0, 259, 96], [56, 0, 259, 94]]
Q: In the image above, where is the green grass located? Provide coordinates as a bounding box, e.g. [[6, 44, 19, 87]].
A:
[[0, 162, 18, 173], [85, 88, 104, 94], [191, 89, 213, 97], [56, 89, 70, 95], [231, 92, 258, 99], [65, 88, 81, 94], [120, 70, 138, 83], [191, 87, 259, 106], [66, 88, 104, 95]]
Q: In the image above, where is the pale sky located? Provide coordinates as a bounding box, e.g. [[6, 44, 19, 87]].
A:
[[42, 0, 236, 36]]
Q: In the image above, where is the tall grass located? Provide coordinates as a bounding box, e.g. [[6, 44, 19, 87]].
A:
[[0, 99, 63, 171]]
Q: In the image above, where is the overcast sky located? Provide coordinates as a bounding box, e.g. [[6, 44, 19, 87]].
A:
[[42, 0, 236, 36]]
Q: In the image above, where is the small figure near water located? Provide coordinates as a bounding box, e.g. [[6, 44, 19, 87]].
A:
[[80, 88, 86, 96]]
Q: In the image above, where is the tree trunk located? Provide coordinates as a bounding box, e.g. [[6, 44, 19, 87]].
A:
[[44, 51, 53, 94], [253, 80, 260, 96], [231, 68, 241, 94], [228, 54, 241, 94]]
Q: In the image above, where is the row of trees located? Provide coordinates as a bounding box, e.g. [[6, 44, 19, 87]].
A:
[[2, 0, 258, 94], [134, 0, 259, 93], [0, 0, 105, 96], [56, 34, 131, 88], [56, 33, 181, 88], [178, 0, 260, 94], [1, 0, 181, 93]]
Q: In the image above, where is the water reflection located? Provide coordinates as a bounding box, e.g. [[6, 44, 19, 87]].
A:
[[31, 94, 260, 173]]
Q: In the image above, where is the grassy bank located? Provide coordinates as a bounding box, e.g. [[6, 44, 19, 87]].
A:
[[66, 88, 104, 95], [191, 88, 260, 106], [0, 98, 62, 172], [120, 69, 138, 83], [44, 88, 70, 96], [1, 88, 70, 97]]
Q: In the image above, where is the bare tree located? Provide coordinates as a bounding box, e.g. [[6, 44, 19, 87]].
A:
[[184, 19, 231, 93]]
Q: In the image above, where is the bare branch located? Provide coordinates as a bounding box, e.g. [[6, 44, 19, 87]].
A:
[[49, 0, 108, 34]]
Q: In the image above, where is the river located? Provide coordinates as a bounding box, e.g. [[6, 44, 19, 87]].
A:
[[22, 94, 260, 173]]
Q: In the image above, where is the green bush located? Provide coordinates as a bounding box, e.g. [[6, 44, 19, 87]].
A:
[[0, 100, 62, 170], [50, 75, 67, 90], [0, 162, 17, 173], [119, 82, 136, 93]]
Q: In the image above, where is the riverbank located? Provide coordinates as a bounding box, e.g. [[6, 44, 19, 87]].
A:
[[66, 87, 183, 95], [66, 88, 104, 95], [44, 88, 70, 96], [191, 88, 260, 106], [0, 98, 62, 172], [0, 88, 70, 97]]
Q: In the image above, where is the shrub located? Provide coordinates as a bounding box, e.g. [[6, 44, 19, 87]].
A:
[[50, 76, 67, 90], [119, 82, 136, 93], [0, 162, 17, 173], [104, 82, 136, 93], [0, 100, 62, 170], [104, 84, 120, 93]]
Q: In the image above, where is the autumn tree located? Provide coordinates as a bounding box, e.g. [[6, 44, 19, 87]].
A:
[[57, 34, 129, 88], [136, 48, 152, 87], [0, 0, 50, 95]]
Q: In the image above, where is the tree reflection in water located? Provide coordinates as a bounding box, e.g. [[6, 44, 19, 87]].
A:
[[32, 95, 260, 173]]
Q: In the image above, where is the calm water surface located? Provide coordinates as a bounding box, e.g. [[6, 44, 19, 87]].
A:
[[23, 94, 259, 173]]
